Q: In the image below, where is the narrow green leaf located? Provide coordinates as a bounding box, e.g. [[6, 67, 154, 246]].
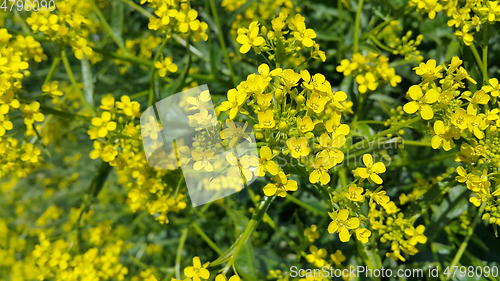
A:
[[81, 55, 94, 110], [209, 196, 274, 267], [111, 0, 125, 45]]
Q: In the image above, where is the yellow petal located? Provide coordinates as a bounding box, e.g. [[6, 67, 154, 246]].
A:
[[420, 104, 434, 120], [263, 184, 276, 196], [339, 227, 350, 242], [403, 101, 419, 114], [327, 221, 338, 234], [407, 85, 423, 100]]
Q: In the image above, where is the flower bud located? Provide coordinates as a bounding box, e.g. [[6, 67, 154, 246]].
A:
[[279, 121, 288, 132], [296, 94, 305, 104]]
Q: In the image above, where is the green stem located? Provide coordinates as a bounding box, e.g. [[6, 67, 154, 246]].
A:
[[355, 120, 386, 125], [338, 0, 344, 50], [221, 195, 274, 272], [285, 194, 324, 215], [91, 0, 129, 55], [353, 0, 364, 53], [482, 23, 489, 84], [369, 35, 393, 53], [94, 48, 153, 67], [44, 57, 61, 85], [402, 140, 432, 147], [61, 50, 95, 115], [346, 116, 421, 150], [14, 10, 31, 34], [447, 203, 486, 280], [469, 43, 484, 73], [353, 92, 365, 123], [208, 0, 238, 86], [191, 222, 223, 255], [175, 228, 189, 280], [121, 0, 153, 18], [40, 106, 92, 121], [149, 36, 169, 107]]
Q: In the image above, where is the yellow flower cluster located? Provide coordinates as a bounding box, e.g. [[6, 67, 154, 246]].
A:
[[27, 0, 99, 60], [402, 56, 500, 227], [222, 0, 295, 36], [302, 246, 351, 280], [336, 52, 402, 94], [33, 233, 128, 281], [218, 61, 349, 196], [85, 94, 187, 224], [146, 0, 208, 42], [410, 0, 500, 45], [116, 36, 163, 74], [375, 20, 424, 62], [236, 13, 326, 65]]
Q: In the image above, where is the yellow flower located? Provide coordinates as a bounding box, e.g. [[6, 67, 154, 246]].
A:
[[90, 112, 117, 138], [192, 149, 216, 172], [309, 157, 331, 185], [0, 114, 13, 136], [451, 108, 474, 130], [291, 15, 316, 47], [226, 153, 259, 182], [304, 225, 319, 242], [355, 228, 371, 243], [456, 166, 476, 183], [263, 172, 298, 197], [70, 37, 93, 60], [236, 21, 265, 54], [317, 134, 345, 166], [141, 115, 161, 140], [403, 85, 439, 120], [404, 225, 427, 245], [413, 59, 443, 82], [20, 102, 45, 125], [256, 146, 279, 177], [187, 90, 211, 111], [90, 141, 118, 162], [346, 185, 364, 202], [176, 8, 200, 33], [21, 143, 41, 163], [42, 81, 63, 97], [482, 78, 500, 97], [356, 72, 378, 94], [467, 90, 490, 111], [215, 274, 240, 281], [258, 109, 275, 129], [336, 59, 358, 76], [100, 94, 115, 111], [306, 245, 327, 267], [116, 96, 140, 117], [287, 137, 310, 158], [357, 154, 386, 184], [330, 250, 346, 265], [305, 92, 329, 114], [325, 112, 350, 136], [327, 209, 360, 242], [184, 256, 210, 281], [297, 116, 314, 133], [431, 121, 453, 151], [155, 56, 178, 77], [219, 89, 246, 119]]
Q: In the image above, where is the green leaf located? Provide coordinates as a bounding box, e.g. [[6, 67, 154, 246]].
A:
[[209, 196, 274, 267], [294, 211, 305, 246], [81, 55, 94, 110], [233, 211, 257, 281], [445, 40, 461, 62], [111, 0, 125, 46]]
